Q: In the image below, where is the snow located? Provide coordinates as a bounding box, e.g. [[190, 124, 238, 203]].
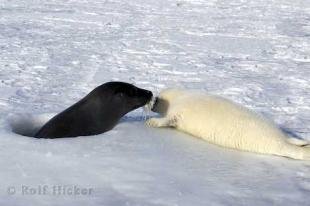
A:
[[0, 0, 309, 205]]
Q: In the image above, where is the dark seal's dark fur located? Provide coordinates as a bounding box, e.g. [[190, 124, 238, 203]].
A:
[[35, 82, 153, 138]]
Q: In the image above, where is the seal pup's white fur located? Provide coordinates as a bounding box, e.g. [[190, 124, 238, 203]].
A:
[[146, 89, 310, 160]]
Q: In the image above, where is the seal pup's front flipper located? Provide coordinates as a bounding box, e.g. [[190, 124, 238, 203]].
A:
[[146, 114, 180, 128]]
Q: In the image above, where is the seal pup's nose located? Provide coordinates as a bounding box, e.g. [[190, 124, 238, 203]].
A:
[[151, 97, 159, 112]]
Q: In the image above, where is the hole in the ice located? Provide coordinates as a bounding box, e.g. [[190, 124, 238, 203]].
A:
[[8, 113, 55, 137]]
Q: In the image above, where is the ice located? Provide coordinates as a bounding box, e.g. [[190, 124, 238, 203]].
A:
[[0, 0, 309, 205]]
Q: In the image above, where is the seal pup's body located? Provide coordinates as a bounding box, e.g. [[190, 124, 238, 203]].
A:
[[35, 82, 152, 138], [146, 89, 310, 160]]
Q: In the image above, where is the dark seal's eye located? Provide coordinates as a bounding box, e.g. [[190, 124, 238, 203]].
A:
[[114, 89, 124, 98]]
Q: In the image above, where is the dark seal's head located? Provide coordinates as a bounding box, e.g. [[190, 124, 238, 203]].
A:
[[95, 82, 153, 114]]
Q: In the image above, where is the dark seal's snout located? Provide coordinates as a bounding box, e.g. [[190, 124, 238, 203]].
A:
[[131, 87, 153, 110], [146, 90, 153, 101], [138, 88, 153, 102]]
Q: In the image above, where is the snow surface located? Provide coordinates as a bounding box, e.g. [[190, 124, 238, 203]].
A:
[[0, 0, 310, 205]]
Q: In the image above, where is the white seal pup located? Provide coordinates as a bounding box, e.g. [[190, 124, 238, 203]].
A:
[[146, 89, 310, 160]]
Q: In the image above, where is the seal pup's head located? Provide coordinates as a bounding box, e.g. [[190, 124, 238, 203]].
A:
[[148, 88, 186, 116], [95, 82, 153, 113]]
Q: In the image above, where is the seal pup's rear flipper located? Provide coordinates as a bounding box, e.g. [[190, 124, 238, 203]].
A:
[[286, 137, 310, 147]]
